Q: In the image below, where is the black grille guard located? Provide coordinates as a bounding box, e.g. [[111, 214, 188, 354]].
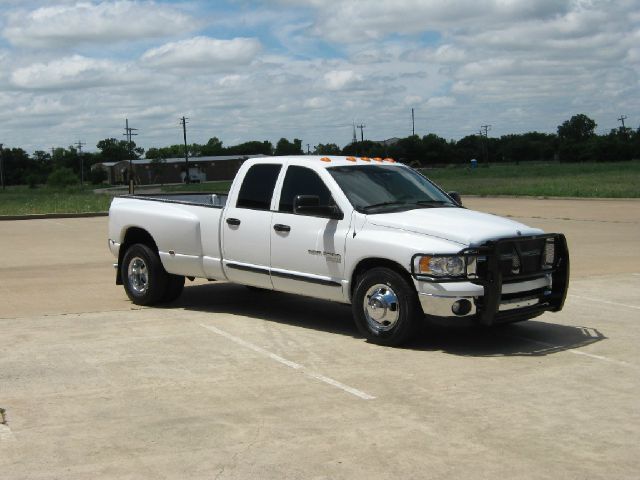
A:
[[469, 233, 570, 326]]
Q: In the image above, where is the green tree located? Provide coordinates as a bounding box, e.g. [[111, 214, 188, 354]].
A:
[[314, 143, 341, 155], [275, 138, 303, 155], [226, 140, 273, 156], [97, 138, 143, 161], [557, 114, 597, 141], [200, 137, 224, 156]]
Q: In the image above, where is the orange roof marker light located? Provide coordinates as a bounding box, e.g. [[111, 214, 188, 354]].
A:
[[360, 157, 370, 162], [346, 156, 357, 162], [384, 158, 396, 163], [373, 157, 383, 162], [320, 157, 332, 162]]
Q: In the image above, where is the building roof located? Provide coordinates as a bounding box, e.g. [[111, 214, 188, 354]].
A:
[[94, 154, 266, 168]]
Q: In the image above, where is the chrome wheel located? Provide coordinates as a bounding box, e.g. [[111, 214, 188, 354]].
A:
[[363, 283, 400, 333], [127, 257, 148, 295]]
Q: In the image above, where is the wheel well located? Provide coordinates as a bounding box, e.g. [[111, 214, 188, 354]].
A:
[[116, 227, 159, 285], [350, 258, 414, 301]]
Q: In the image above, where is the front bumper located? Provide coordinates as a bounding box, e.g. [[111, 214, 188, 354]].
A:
[[414, 234, 570, 325]]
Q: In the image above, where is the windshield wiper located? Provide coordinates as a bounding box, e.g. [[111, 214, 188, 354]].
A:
[[362, 201, 407, 212], [413, 200, 454, 207]]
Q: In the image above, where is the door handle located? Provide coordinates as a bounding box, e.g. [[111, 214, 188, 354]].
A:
[[273, 224, 291, 232], [226, 218, 241, 226]]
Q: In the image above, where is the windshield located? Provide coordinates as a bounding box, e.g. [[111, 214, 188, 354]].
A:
[[327, 164, 456, 213]]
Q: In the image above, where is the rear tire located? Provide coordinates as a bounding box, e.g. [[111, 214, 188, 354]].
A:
[[121, 243, 168, 306], [352, 267, 421, 346]]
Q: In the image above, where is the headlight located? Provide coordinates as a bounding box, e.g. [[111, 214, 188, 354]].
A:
[[414, 255, 466, 277]]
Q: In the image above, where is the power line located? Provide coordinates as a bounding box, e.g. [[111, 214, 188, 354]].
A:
[[180, 116, 189, 183], [123, 118, 138, 194], [75, 140, 86, 185]]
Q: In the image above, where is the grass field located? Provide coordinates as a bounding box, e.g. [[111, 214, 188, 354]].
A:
[[421, 160, 640, 198], [0, 186, 114, 216], [1, 161, 638, 215]]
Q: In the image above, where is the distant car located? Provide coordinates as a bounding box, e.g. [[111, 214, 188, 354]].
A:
[[108, 156, 569, 346]]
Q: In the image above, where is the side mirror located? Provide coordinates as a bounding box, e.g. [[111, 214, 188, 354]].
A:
[[293, 195, 343, 220], [448, 191, 462, 206]]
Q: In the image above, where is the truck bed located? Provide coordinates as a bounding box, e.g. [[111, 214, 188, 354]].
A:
[[120, 192, 228, 208]]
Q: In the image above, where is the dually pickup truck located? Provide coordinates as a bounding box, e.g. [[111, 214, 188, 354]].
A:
[[108, 156, 569, 346]]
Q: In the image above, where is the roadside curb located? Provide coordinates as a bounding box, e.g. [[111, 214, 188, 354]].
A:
[[0, 212, 108, 221]]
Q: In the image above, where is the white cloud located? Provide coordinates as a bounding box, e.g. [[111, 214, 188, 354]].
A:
[[303, 96, 330, 109], [280, 0, 571, 42], [425, 96, 456, 108], [141, 36, 262, 69], [10, 55, 134, 90], [3, 1, 196, 48], [323, 69, 362, 90], [1, 0, 638, 153]]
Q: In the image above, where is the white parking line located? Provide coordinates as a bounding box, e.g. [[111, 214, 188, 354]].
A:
[[569, 294, 640, 311], [504, 333, 632, 368], [199, 324, 375, 400]]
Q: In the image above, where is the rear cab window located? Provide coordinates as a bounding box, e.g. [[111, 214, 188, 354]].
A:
[[236, 164, 282, 210]]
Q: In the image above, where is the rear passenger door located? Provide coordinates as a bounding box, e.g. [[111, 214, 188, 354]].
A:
[[270, 165, 350, 302], [222, 163, 281, 289]]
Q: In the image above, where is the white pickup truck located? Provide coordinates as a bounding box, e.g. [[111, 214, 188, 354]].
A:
[[108, 155, 569, 346]]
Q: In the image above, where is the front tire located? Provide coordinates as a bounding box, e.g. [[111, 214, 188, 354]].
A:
[[352, 267, 422, 346], [121, 243, 168, 306]]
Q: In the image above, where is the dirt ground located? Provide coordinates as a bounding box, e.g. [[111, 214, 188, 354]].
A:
[[1, 197, 639, 479]]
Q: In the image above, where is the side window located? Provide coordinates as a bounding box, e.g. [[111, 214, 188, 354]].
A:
[[279, 166, 333, 214], [236, 164, 282, 210]]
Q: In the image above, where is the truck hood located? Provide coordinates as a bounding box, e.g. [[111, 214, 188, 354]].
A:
[[366, 207, 542, 246]]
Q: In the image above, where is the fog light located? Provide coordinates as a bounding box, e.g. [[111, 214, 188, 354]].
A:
[[452, 299, 472, 316]]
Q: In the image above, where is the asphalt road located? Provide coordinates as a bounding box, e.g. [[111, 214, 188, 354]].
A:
[[1, 197, 639, 479]]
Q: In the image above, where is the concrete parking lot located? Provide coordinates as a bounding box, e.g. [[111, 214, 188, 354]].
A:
[[1, 197, 639, 479]]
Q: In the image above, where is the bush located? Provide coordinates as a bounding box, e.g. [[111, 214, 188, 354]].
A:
[[90, 165, 108, 185], [47, 167, 78, 188], [24, 174, 40, 189]]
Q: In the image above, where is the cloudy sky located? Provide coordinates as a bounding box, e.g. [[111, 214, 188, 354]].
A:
[[1, 0, 638, 154]]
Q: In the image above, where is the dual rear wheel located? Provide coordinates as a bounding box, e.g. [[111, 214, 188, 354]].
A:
[[121, 243, 184, 306]]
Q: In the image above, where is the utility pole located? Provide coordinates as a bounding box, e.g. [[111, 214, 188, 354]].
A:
[[306, 144, 311, 155], [412, 108, 415, 136], [0, 143, 4, 191], [75, 140, 86, 185], [357, 124, 366, 142], [618, 115, 628, 137], [123, 118, 138, 194], [618, 115, 627, 130], [352, 122, 357, 144], [180, 116, 189, 183], [479, 125, 491, 164]]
